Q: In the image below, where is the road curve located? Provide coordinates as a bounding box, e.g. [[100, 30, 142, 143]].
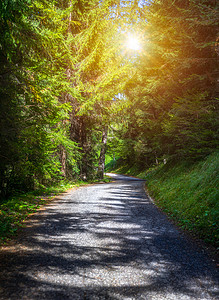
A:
[[0, 173, 218, 299]]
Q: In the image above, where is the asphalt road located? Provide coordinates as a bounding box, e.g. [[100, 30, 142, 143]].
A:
[[0, 173, 218, 299]]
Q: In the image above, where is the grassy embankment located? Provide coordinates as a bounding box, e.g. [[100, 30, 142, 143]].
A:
[[108, 152, 219, 248], [0, 177, 111, 245]]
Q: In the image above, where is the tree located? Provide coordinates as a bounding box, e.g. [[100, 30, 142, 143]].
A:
[[112, 0, 219, 166], [0, 0, 80, 198], [67, 0, 134, 178]]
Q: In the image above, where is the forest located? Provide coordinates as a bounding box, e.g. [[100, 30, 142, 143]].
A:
[[0, 0, 218, 243]]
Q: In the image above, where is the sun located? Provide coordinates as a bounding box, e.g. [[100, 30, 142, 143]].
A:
[[126, 35, 141, 51]]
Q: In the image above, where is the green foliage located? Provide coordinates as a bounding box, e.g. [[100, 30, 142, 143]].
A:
[[65, 0, 135, 179], [0, 0, 135, 197], [0, 0, 82, 198], [112, 0, 219, 165]]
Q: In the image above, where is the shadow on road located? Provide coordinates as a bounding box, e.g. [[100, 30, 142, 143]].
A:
[[0, 179, 218, 299]]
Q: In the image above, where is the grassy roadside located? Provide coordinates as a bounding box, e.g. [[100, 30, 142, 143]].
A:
[[0, 177, 111, 245], [111, 152, 219, 249]]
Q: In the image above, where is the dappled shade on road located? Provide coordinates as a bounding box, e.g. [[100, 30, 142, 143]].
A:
[[0, 175, 218, 299]]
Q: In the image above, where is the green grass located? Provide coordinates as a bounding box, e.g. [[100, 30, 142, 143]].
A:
[[0, 176, 111, 245], [111, 152, 219, 247]]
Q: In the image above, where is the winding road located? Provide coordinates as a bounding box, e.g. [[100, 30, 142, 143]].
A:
[[0, 173, 218, 299]]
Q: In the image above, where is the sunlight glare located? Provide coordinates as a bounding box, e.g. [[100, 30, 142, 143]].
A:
[[126, 35, 141, 51]]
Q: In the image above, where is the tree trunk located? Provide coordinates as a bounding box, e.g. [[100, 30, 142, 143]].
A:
[[60, 145, 67, 177], [60, 1, 72, 178], [98, 126, 108, 179]]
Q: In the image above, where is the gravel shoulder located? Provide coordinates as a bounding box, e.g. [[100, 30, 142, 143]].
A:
[[0, 174, 218, 299]]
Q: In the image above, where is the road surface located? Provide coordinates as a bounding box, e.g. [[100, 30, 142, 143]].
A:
[[0, 173, 218, 299]]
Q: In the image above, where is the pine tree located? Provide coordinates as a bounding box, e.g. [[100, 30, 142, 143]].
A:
[[0, 0, 80, 197], [66, 0, 134, 178], [114, 0, 219, 165]]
